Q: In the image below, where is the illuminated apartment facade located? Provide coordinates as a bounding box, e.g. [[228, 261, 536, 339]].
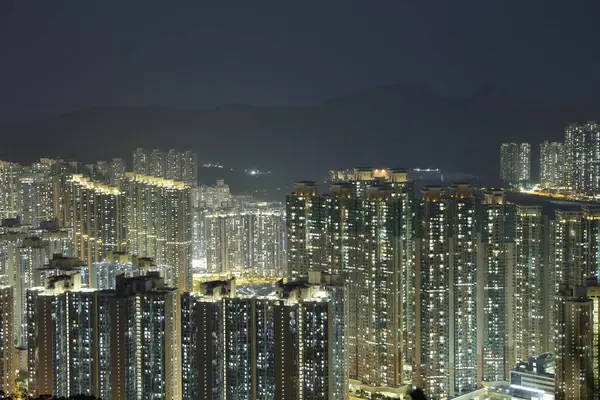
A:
[[286, 181, 328, 277], [478, 190, 514, 382], [26, 272, 98, 398], [500, 143, 530, 187], [0, 285, 14, 395], [185, 273, 346, 400], [513, 205, 548, 364], [97, 272, 181, 400], [205, 202, 286, 275], [418, 185, 478, 399], [555, 286, 594, 400], [539, 141, 564, 187], [286, 168, 415, 387], [564, 121, 600, 193], [121, 173, 193, 290], [134, 148, 198, 186], [0, 161, 21, 220], [69, 174, 125, 268], [20, 160, 55, 227]]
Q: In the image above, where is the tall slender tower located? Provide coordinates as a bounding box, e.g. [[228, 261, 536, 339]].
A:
[[478, 190, 514, 383], [0, 161, 21, 220], [418, 184, 478, 399], [500, 143, 530, 187], [540, 141, 564, 187], [513, 205, 547, 363], [0, 285, 14, 395]]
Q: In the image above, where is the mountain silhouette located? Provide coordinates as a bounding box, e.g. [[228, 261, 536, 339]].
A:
[[1, 83, 598, 184]]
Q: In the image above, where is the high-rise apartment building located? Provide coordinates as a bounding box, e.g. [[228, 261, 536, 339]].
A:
[[69, 174, 124, 268], [205, 202, 286, 276], [287, 168, 415, 387], [513, 205, 548, 364], [184, 272, 346, 400], [27, 271, 98, 398], [27, 270, 181, 400], [564, 121, 600, 193], [0, 234, 48, 346], [97, 272, 181, 400], [540, 141, 564, 187], [0, 285, 14, 395], [19, 159, 55, 228], [0, 161, 21, 220], [417, 185, 478, 398], [286, 181, 328, 277], [478, 190, 515, 383], [555, 286, 595, 400], [500, 143, 530, 187], [134, 148, 197, 186], [122, 173, 192, 290]]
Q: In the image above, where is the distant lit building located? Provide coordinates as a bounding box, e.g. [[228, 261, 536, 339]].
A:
[[122, 173, 192, 290], [184, 272, 346, 400], [0, 161, 21, 220], [194, 179, 232, 210], [518, 143, 531, 186], [540, 141, 564, 187], [69, 174, 124, 268], [20, 160, 54, 227], [564, 122, 600, 193], [134, 148, 197, 186], [500, 143, 530, 187], [205, 202, 286, 276]]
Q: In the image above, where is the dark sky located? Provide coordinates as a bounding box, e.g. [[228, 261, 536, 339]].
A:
[[2, 0, 600, 121]]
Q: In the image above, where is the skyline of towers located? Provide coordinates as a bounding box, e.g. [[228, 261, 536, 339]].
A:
[[500, 142, 531, 187]]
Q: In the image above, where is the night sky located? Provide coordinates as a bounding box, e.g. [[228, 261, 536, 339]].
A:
[[2, 0, 600, 122]]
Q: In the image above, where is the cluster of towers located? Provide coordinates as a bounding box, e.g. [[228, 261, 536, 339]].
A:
[[501, 121, 600, 193], [288, 167, 600, 399]]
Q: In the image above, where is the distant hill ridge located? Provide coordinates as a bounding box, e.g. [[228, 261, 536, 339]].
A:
[[1, 83, 599, 183]]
